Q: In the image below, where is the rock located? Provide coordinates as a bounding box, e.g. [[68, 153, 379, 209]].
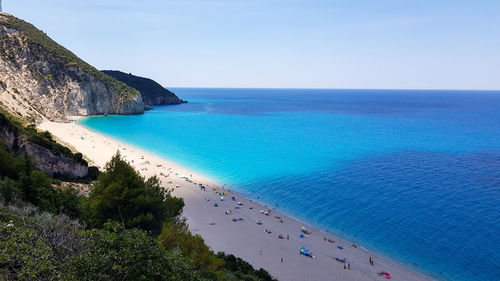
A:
[[19, 136, 88, 178]]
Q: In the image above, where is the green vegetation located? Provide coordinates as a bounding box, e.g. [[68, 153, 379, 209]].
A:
[[0, 144, 82, 218], [217, 253, 276, 281], [68, 222, 202, 281], [160, 221, 226, 278], [0, 15, 139, 101], [0, 206, 202, 281]]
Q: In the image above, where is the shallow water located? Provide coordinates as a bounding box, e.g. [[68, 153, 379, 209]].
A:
[[81, 88, 500, 281]]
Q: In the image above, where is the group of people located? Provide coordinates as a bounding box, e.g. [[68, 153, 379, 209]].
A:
[[199, 180, 397, 280]]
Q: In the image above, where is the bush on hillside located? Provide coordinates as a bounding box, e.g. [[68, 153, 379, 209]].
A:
[[0, 204, 86, 281], [67, 222, 202, 281]]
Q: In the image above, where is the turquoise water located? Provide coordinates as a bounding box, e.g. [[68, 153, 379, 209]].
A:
[[81, 88, 500, 281]]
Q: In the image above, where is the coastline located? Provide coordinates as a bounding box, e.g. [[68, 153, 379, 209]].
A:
[[38, 118, 436, 281]]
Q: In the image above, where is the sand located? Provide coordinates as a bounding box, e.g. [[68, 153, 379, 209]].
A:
[[38, 119, 436, 281]]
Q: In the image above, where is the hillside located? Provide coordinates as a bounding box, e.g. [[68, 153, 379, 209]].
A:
[[102, 70, 186, 106], [0, 109, 96, 179], [0, 13, 144, 122]]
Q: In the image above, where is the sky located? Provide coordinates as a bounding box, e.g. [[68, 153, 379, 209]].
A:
[[4, 0, 500, 90]]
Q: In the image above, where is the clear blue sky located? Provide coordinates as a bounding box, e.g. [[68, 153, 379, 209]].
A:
[[5, 0, 500, 89]]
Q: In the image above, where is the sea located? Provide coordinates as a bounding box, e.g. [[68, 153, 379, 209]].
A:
[[80, 88, 500, 281]]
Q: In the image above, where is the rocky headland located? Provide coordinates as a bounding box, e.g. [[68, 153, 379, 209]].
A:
[[102, 70, 186, 106]]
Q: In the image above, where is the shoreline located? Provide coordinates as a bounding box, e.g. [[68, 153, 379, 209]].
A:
[[38, 119, 437, 281]]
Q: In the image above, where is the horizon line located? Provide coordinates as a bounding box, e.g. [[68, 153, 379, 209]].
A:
[[166, 86, 500, 92]]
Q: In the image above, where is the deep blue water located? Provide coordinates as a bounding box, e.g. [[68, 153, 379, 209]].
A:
[[81, 88, 500, 281]]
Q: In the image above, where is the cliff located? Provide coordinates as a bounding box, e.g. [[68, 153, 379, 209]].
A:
[[102, 70, 186, 106], [0, 14, 144, 122], [0, 109, 94, 179]]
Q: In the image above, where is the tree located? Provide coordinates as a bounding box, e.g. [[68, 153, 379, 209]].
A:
[[160, 220, 225, 276], [82, 152, 183, 234]]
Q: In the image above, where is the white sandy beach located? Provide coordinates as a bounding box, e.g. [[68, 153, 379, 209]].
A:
[[38, 119, 435, 281]]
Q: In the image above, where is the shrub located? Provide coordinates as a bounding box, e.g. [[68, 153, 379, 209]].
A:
[[0, 203, 85, 281], [67, 222, 202, 281]]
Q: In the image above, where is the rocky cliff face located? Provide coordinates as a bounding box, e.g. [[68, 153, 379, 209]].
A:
[[102, 70, 187, 106], [0, 112, 89, 178], [18, 137, 88, 178], [0, 14, 144, 121]]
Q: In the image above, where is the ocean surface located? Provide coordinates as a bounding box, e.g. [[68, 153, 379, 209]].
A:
[[81, 88, 500, 281]]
